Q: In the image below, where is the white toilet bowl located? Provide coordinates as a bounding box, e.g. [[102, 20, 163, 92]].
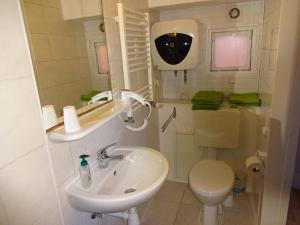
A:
[[189, 160, 234, 225]]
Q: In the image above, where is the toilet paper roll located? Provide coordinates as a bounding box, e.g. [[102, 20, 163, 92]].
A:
[[245, 156, 264, 177], [63, 106, 81, 133]]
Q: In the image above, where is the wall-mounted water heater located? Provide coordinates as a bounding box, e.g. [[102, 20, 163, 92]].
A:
[[151, 19, 200, 71]]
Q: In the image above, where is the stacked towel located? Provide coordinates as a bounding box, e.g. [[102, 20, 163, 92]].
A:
[[228, 93, 260, 107], [192, 91, 224, 110]]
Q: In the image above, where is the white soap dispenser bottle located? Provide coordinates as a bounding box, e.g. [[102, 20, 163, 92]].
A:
[[79, 155, 92, 188]]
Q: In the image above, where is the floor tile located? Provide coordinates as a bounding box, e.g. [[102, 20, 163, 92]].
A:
[[140, 181, 256, 225], [224, 193, 252, 214], [175, 204, 201, 225], [153, 180, 187, 203], [223, 209, 254, 225], [141, 198, 180, 225], [137, 200, 151, 219], [182, 186, 202, 207]]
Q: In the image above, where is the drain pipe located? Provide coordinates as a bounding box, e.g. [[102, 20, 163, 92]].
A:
[[91, 208, 140, 225]]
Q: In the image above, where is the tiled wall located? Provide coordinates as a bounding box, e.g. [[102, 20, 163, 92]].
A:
[[21, 0, 92, 116], [258, 0, 281, 110], [157, 1, 264, 99], [0, 0, 62, 225]]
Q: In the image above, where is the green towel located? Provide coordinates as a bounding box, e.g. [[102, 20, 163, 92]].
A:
[[192, 91, 224, 104], [81, 90, 102, 101], [228, 93, 260, 106], [192, 104, 220, 110], [191, 91, 224, 110]]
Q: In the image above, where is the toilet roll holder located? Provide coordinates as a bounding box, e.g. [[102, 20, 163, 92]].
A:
[[256, 150, 267, 164]]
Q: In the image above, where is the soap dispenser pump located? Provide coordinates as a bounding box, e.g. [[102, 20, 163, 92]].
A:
[[79, 155, 92, 188]]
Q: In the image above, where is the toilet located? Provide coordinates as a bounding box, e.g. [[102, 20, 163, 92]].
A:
[[189, 108, 241, 225], [189, 160, 234, 225]]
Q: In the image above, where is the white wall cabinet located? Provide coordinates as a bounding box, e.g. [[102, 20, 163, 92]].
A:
[[60, 0, 102, 20]]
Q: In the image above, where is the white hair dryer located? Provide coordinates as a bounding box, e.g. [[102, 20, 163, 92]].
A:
[[120, 90, 152, 131]]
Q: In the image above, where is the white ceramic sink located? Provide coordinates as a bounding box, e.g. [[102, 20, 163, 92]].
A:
[[65, 146, 169, 213]]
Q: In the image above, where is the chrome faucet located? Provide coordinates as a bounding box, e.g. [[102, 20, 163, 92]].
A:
[[97, 143, 124, 168]]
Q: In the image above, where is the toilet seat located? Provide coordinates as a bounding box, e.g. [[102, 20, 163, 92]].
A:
[[189, 160, 234, 197]]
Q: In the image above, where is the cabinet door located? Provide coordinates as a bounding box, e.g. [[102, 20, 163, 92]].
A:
[[60, 0, 82, 20], [81, 0, 101, 17]]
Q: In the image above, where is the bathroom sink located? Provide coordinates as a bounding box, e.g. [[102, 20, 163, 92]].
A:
[[65, 146, 169, 213]]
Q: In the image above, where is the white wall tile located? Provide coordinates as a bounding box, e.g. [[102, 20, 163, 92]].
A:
[[0, 0, 32, 80], [22, 2, 47, 34], [0, 196, 9, 225], [0, 146, 58, 225], [0, 1, 62, 225], [30, 34, 53, 62], [49, 141, 74, 186], [69, 117, 125, 173], [33, 207, 62, 225], [21, 1, 93, 114], [0, 77, 45, 168]]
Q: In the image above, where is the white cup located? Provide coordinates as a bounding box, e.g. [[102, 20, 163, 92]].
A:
[[42, 105, 58, 130], [63, 106, 81, 133]]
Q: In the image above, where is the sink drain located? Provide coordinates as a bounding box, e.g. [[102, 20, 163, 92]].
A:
[[124, 188, 136, 194]]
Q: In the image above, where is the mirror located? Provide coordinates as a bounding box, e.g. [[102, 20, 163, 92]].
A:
[[20, 0, 112, 123]]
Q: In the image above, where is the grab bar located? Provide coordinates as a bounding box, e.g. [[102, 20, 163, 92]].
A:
[[161, 107, 176, 133]]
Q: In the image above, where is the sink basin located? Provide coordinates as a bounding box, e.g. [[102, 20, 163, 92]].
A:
[[65, 146, 169, 213]]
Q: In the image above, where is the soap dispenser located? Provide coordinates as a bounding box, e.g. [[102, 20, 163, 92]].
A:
[[79, 155, 92, 188]]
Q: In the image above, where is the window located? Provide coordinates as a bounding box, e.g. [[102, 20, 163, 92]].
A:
[[90, 41, 110, 74], [211, 30, 253, 71]]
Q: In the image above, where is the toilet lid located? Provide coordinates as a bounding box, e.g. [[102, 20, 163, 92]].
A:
[[189, 160, 234, 196]]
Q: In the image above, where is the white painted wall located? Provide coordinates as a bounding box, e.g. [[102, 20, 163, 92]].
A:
[[0, 1, 62, 225], [157, 1, 264, 99]]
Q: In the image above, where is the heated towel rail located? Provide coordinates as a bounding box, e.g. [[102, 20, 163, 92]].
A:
[[117, 3, 153, 112], [161, 107, 176, 133]]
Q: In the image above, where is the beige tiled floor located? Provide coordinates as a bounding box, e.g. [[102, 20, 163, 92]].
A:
[[138, 180, 255, 225]]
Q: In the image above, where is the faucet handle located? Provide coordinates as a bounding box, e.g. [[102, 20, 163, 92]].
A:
[[97, 143, 117, 157]]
